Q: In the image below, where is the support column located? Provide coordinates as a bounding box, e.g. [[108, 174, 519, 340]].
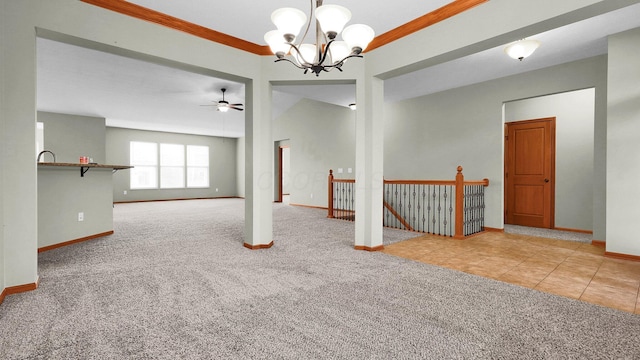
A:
[[354, 76, 384, 251], [243, 80, 274, 249], [606, 27, 640, 257], [0, 3, 39, 289]]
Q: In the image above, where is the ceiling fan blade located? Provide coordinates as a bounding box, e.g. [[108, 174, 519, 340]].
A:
[[231, 107, 244, 111], [230, 103, 243, 106]]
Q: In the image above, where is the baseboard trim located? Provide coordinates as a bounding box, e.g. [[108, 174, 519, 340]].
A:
[[604, 251, 640, 262], [38, 231, 114, 253], [592, 240, 606, 247], [0, 280, 39, 306], [554, 227, 593, 234], [483, 227, 504, 233], [243, 241, 274, 250], [114, 196, 241, 204], [354, 245, 384, 252]]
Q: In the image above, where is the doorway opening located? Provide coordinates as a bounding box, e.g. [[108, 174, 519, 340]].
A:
[[276, 143, 290, 203]]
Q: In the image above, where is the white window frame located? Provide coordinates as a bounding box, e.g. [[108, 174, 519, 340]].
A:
[[160, 143, 185, 189], [130, 141, 158, 189], [186, 145, 209, 188]]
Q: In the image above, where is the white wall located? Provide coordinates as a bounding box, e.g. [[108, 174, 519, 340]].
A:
[[606, 27, 640, 256], [505, 89, 595, 231]]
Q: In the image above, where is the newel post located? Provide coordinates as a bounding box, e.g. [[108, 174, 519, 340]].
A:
[[455, 166, 464, 239], [327, 169, 334, 218]]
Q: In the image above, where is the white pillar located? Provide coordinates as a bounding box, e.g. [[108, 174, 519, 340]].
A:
[[244, 80, 274, 249], [354, 76, 384, 250]]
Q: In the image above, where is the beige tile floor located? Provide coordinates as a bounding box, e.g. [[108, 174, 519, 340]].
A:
[[382, 231, 640, 314]]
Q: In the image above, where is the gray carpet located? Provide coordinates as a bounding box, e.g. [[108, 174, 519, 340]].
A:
[[1, 199, 639, 359]]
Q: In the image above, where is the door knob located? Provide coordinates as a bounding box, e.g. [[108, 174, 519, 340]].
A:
[[544, 178, 550, 183]]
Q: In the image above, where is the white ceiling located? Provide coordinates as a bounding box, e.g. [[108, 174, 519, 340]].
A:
[[36, 1, 640, 137]]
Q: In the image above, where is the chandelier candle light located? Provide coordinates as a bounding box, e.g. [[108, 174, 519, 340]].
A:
[[264, 0, 375, 76]]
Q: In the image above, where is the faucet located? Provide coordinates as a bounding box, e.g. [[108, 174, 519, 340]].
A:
[[37, 150, 56, 163]]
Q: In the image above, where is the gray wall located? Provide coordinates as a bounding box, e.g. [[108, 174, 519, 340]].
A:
[[384, 55, 607, 231], [505, 89, 595, 231], [36, 112, 113, 248], [38, 168, 113, 248], [236, 136, 245, 198], [106, 127, 238, 202], [273, 98, 356, 207], [38, 112, 106, 163]]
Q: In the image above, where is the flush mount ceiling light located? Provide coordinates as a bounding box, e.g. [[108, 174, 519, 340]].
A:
[[348, 103, 356, 110], [504, 39, 541, 61], [264, 0, 375, 76]]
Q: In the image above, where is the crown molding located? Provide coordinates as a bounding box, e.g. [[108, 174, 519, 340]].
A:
[[81, 0, 487, 55]]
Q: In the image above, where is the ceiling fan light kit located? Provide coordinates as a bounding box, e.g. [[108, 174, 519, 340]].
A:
[[264, 0, 375, 76], [202, 88, 244, 112], [504, 39, 541, 61]]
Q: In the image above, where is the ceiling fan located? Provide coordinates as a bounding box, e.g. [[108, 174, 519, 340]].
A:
[[202, 88, 244, 112]]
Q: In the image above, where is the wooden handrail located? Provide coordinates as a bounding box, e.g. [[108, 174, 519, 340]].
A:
[[464, 179, 490, 186], [384, 179, 456, 186], [383, 179, 489, 187], [333, 179, 356, 183]]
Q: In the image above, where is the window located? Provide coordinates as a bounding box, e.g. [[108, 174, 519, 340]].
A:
[[129, 141, 209, 190], [160, 143, 185, 189], [187, 145, 209, 188], [130, 141, 158, 189], [36, 122, 44, 157]]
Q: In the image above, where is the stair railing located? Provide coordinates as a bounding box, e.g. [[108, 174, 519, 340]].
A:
[[327, 166, 489, 238]]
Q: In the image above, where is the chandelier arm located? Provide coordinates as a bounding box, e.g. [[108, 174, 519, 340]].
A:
[[274, 57, 308, 70], [324, 54, 363, 71], [317, 39, 336, 67], [287, 43, 313, 67]]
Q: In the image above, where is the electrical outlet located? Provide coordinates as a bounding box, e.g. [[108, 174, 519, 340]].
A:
[[123, 190, 127, 195], [310, 193, 313, 199], [216, 188, 219, 192], [78, 212, 84, 222]]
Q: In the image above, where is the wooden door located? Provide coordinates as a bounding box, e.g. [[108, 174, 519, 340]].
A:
[[505, 118, 555, 228]]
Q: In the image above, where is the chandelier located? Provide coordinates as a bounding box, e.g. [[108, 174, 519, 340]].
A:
[[264, 0, 375, 76]]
